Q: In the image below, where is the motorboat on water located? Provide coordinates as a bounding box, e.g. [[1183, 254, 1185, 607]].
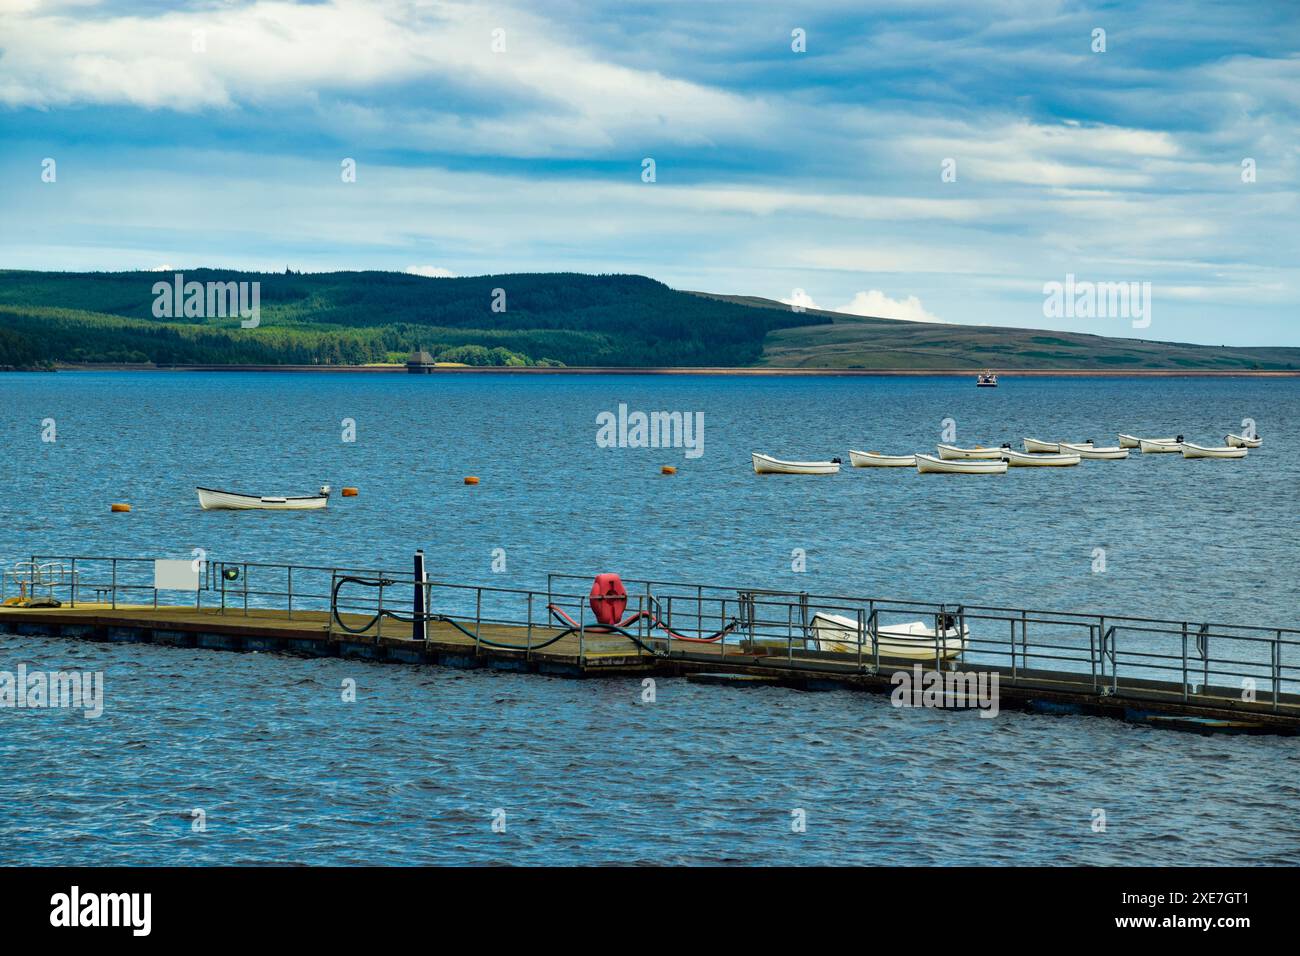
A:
[[976, 370, 998, 387], [810, 611, 968, 660], [197, 485, 331, 510], [916, 454, 1007, 474], [752, 453, 841, 475], [1224, 433, 1262, 449], [848, 450, 916, 467]]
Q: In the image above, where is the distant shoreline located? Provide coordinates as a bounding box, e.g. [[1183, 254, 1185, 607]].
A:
[[33, 363, 1300, 377]]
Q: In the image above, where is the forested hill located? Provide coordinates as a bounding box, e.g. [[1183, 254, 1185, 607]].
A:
[[0, 270, 819, 368], [1, 269, 1297, 371]]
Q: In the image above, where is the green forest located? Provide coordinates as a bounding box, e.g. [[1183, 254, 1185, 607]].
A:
[[0, 270, 818, 368]]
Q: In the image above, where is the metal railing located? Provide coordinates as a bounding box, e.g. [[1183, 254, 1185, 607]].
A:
[[7, 554, 1298, 713]]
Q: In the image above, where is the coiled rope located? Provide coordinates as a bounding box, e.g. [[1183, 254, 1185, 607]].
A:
[[330, 575, 741, 656]]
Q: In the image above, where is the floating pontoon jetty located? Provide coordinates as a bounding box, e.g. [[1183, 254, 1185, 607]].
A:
[[2, 555, 1298, 735]]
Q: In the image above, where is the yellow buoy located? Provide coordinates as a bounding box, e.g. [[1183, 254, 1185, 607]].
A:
[[341, 487, 358, 497], [661, 466, 677, 475], [110, 503, 131, 512], [464, 476, 480, 485]]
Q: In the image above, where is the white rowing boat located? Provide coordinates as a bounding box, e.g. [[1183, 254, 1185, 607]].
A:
[[916, 454, 1007, 474], [1058, 442, 1129, 460], [1119, 433, 1175, 449], [1000, 448, 1081, 467], [848, 449, 916, 468], [1024, 438, 1093, 453], [1139, 437, 1184, 454], [810, 611, 968, 660], [197, 485, 331, 511], [1224, 433, 1262, 449], [936, 444, 1004, 460], [1181, 443, 1248, 459], [752, 452, 840, 475]]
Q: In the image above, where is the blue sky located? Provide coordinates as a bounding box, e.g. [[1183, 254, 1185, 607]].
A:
[[1, 0, 1297, 344]]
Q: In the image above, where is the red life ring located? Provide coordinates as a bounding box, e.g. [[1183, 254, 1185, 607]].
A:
[[589, 573, 628, 626]]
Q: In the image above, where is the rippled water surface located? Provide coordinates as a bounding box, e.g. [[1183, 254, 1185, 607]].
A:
[[1, 371, 1297, 864]]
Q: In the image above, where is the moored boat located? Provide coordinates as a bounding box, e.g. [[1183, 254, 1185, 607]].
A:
[[1224, 433, 1262, 449], [1058, 442, 1129, 460], [752, 452, 840, 475], [1138, 436, 1184, 454], [1000, 448, 1081, 467], [1181, 443, 1248, 459], [848, 449, 916, 468], [916, 454, 1007, 474], [936, 444, 1004, 460], [1024, 438, 1092, 453], [810, 611, 968, 660], [976, 370, 998, 387], [197, 485, 331, 511]]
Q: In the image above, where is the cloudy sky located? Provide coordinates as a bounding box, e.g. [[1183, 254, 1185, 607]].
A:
[[1, 0, 1297, 344]]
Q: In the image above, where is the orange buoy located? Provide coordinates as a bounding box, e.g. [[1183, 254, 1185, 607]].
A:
[[661, 466, 677, 475], [110, 503, 131, 512], [341, 487, 358, 497], [464, 476, 480, 485]]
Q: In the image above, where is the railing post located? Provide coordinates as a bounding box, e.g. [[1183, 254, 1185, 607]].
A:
[[1274, 630, 1281, 713], [1181, 623, 1189, 700], [243, 562, 249, 615], [526, 591, 533, 661], [287, 565, 293, 620], [326, 571, 336, 641], [474, 587, 482, 644], [375, 578, 385, 643], [111, 558, 117, 610], [579, 597, 586, 667], [1111, 627, 1118, 695], [958, 606, 966, 667], [1089, 624, 1097, 690], [856, 607, 864, 672], [872, 607, 880, 672], [474, 588, 482, 656], [1098, 614, 1106, 686], [1009, 618, 1016, 678], [934, 605, 944, 673], [71, 557, 77, 607]]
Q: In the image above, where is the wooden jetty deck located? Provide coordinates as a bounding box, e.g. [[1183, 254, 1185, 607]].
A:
[[4, 601, 1299, 734]]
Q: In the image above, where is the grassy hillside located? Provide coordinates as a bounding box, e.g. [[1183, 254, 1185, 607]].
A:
[[1, 270, 1296, 370], [0, 270, 819, 369], [693, 293, 1300, 371]]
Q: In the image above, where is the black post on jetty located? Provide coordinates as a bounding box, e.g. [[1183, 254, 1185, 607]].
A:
[[413, 549, 427, 641]]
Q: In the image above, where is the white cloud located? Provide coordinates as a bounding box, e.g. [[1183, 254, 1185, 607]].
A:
[[0, 0, 770, 156], [837, 290, 943, 323], [779, 289, 943, 323], [405, 265, 456, 278]]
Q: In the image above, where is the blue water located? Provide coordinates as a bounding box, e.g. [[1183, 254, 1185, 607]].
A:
[[1, 371, 1298, 864]]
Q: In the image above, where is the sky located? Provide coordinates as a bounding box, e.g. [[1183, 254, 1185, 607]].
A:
[[0, 0, 1297, 345]]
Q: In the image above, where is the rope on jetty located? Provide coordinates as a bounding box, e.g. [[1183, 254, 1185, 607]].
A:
[[330, 575, 740, 656]]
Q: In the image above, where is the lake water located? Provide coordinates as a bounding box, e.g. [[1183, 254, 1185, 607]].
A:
[[1, 371, 1297, 864]]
